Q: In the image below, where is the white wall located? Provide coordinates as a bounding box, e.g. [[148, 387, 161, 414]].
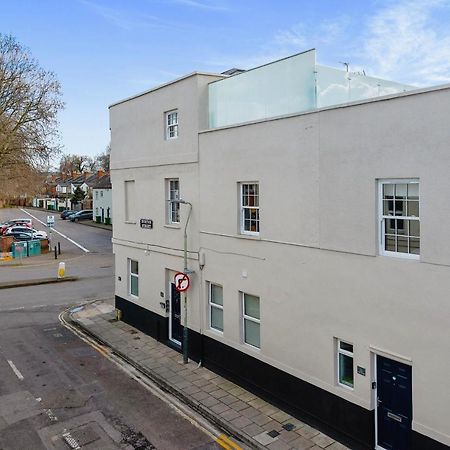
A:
[[197, 87, 450, 446]]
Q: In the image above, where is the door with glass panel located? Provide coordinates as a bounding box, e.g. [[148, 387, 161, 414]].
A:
[[169, 282, 182, 345]]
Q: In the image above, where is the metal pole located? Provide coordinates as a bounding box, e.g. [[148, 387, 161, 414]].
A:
[[182, 202, 192, 364], [58, 241, 61, 255], [54, 245, 57, 260]]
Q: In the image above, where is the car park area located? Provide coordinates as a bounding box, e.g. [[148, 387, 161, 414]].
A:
[[0, 208, 111, 261]]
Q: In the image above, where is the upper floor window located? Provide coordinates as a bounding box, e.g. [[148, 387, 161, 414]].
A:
[[209, 283, 223, 332], [240, 183, 259, 235], [100, 190, 104, 197], [379, 180, 419, 259], [167, 178, 180, 224], [165, 110, 178, 139]]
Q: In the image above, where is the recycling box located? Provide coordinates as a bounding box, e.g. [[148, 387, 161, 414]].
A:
[[12, 241, 28, 258], [27, 240, 41, 257]]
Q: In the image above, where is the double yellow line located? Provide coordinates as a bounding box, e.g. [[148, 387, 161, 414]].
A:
[[216, 433, 242, 450]]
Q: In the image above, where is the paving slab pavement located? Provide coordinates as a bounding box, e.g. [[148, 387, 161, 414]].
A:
[[67, 300, 350, 450]]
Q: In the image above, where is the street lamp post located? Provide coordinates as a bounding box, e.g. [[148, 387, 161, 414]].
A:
[[173, 199, 192, 364]]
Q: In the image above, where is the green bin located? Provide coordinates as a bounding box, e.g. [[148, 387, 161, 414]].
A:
[[12, 241, 28, 258], [27, 240, 41, 257]]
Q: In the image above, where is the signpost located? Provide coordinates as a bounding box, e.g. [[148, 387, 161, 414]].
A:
[[47, 215, 54, 235], [174, 272, 190, 292]]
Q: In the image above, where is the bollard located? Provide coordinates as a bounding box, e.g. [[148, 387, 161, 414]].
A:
[[57, 261, 65, 279], [58, 241, 61, 255], [54, 245, 57, 259]]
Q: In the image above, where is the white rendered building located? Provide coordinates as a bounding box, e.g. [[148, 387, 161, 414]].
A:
[[110, 50, 450, 450]]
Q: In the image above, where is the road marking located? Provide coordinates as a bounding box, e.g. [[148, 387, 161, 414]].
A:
[[46, 408, 58, 421], [59, 305, 244, 450], [216, 434, 242, 450], [7, 360, 24, 380], [20, 209, 90, 253]]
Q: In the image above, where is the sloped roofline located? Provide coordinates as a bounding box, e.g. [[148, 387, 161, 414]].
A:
[[109, 71, 226, 109]]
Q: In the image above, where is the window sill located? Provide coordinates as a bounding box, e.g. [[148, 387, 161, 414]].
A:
[[125, 220, 136, 224], [209, 327, 224, 335], [237, 233, 261, 241], [243, 342, 261, 352], [338, 382, 354, 391], [164, 224, 181, 230], [379, 251, 420, 261]]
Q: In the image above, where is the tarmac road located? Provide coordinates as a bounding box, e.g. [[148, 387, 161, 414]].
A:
[[0, 208, 223, 449]]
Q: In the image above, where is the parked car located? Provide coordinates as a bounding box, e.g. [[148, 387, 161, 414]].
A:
[[9, 218, 32, 228], [7, 231, 34, 242], [69, 210, 93, 222], [0, 221, 15, 235], [5, 226, 48, 239], [60, 209, 74, 220]]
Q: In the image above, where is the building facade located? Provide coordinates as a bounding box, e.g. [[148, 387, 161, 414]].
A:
[[110, 51, 450, 450], [93, 175, 112, 224]]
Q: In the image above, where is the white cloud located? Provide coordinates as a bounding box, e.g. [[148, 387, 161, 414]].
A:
[[363, 0, 450, 85], [80, 0, 169, 31]]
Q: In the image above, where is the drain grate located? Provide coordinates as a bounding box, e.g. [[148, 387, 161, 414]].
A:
[[62, 432, 80, 449], [282, 422, 296, 431], [267, 430, 280, 438]]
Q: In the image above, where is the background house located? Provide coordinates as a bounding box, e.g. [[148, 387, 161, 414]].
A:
[[93, 175, 112, 224]]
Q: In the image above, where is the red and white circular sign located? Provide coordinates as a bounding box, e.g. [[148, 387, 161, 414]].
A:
[[174, 272, 190, 292]]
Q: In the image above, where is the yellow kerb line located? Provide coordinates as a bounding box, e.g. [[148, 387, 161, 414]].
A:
[[216, 434, 242, 450]]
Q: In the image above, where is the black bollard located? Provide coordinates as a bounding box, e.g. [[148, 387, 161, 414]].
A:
[[54, 245, 57, 260], [58, 242, 61, 255]]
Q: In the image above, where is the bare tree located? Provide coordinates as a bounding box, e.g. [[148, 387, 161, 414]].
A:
[[59, 154, 92, 175], [95, 144, 110, 172], [0, 34, 64, 178]]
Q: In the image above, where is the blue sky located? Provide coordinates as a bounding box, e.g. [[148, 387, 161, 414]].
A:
[[2, 0, 450, 159]]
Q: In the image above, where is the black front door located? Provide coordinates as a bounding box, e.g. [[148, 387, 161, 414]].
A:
[[170, 283, 182, 344], [377, 356, 412, 450]]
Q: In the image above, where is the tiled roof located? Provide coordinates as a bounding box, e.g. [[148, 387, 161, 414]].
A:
[[93, 175, 112, 189]]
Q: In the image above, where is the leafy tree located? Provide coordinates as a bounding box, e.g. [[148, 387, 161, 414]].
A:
[[71, 186, 86, 205], [0, 34, 64, 177]]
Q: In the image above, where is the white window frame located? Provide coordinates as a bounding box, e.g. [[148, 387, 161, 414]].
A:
[[378, 179, 419, 260], [337, 339, 354, 390], [208, 283, 223, 333], [240, 182, 260, 236], [129, 259, 139, 298], [242, 292, 260, 349], [165, 110, 178, 140], [166, 178, 180, 224]]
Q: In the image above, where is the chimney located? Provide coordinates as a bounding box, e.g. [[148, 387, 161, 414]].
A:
[[97, 170, 105, 178]]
